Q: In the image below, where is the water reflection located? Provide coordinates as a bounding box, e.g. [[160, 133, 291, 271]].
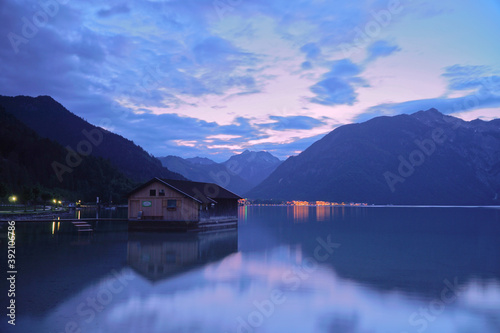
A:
[[240, 205, 370, 224], [239, 206, 500, 297], [5, 207, 500, 333], [316, 205, 331, 221], [291, 205, 309, 223], [31, 246, 500, 333], [127, 230, 238, 281], [75, 206, 128, 219]]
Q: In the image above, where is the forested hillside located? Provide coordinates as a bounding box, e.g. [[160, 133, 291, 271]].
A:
[[0, 106, 133, 203]]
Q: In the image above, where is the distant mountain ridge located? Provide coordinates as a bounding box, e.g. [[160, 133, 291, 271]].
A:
[[0, 95, 185, 183], [248, 109, 500, 205], [159, 150, 282, 195], [185, 157, 217, 165], [225, 150, 283, 185], [158, 155, 249, 194]]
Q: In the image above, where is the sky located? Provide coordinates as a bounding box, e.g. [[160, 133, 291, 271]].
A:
[[1, 0, 500, 161]]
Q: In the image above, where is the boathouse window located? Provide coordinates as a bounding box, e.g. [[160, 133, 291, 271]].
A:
[[150, 189, 156, 196], [167, 200, 177, 210], [159, 189, 165, 196]]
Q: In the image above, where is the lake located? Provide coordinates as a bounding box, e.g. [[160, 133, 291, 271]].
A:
[[1, 206, 500, 333]]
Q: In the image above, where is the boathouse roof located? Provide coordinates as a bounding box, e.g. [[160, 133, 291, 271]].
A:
[[128, 177, 242, 204]]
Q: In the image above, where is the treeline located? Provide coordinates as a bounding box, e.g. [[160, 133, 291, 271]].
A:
[[0, 106, 134, 204]]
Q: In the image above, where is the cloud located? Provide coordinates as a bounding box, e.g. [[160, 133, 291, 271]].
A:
[[300, 42, 321, 60], [70, 28, 107, 63], [359, 93, 500, 122], [129, 35, 261, 100], [326, 59, 363, 77], [97, 4, 130, 18], [442, 65, 500, 93], [250, 133, 328, 160], [109, 113, 268, 160], [193, 36, 252, 67], [442, 64, 490, 78], [110, 111, 330, 161], [365, 40, 401, 62], [0, 0, 264, 115], [309, 59, 366, 106], [259, 116, 326, 130], [356, 64, 500, 122], [310, 78, 358, 105], [301, 61, 313, 70], [298, 43, 323, 70], [1, 0, 498, 162]]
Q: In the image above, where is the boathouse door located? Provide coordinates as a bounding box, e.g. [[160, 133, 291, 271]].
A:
[[129, 200, 140, 219]]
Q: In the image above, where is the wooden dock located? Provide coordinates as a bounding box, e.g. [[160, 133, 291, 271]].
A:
[[72, 221, 94, 233]]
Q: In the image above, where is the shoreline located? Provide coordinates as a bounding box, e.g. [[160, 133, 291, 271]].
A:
[[242, 204, 500, 208], [0, 210, 75, 221]]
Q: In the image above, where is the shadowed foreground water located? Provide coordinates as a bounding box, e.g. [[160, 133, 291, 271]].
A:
[[1, 206, 499, 332]]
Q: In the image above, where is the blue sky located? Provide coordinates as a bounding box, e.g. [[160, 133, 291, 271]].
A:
[[1, 0, 499, 161]]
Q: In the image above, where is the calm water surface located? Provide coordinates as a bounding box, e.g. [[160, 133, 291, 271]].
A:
[[1, 206, 500, 333]]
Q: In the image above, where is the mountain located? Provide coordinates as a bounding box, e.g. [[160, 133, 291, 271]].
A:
[[185, 157, 217, 165], [0, 106, 133, 202], [158, 150, 282, 195], [225, 150, 282, 186], [158, 155, 253, 195], [0, 95, 184, 183], [247, 109, 500, 205]]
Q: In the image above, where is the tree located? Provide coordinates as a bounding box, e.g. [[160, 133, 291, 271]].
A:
[[21, 186, 34, 212], [41, 192, 51, 211], [0, 182, 8, 205], [32, 185, 41, 211]]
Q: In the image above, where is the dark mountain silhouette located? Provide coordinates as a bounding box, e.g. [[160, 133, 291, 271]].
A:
[[0, 95, 184, 182], [0, 106, 133, 202], [247, 109, 500, 205], [159, 150, 282, 195]]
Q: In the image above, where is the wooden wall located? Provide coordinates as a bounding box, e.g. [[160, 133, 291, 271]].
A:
[[128, 181, 200, 221]]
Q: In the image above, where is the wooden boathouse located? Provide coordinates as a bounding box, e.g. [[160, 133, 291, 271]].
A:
[[127, 178, 241, 231]]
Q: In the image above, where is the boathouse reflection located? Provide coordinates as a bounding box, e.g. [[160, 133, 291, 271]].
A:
[[127, 230, 238, 281]]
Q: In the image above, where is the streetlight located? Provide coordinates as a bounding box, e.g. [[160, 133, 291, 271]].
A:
[[9, 195, 17, 212]]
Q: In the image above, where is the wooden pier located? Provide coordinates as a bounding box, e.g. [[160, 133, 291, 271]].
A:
[[72, 221, 94, 233]]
